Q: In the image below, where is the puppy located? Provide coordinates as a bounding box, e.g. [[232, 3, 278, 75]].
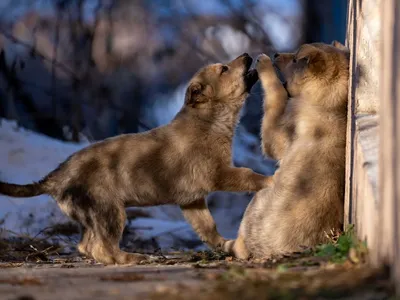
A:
[[224, 42, 350, 259], [0, 53, 271, 265]]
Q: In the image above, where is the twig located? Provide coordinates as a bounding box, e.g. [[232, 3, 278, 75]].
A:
[[25, 244, 59, 262], [51, 5, 62, 118], [0, 29, 79, 80], [5, 229, 37, 241]]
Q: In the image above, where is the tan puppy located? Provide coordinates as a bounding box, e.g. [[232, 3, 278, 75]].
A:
[[224, 42, 350, 260], [0, 53, 271, 265]]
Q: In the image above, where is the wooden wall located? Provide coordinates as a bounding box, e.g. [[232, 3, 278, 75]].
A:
[[345, 0, 400, 291], [380, 0, 400, 289]]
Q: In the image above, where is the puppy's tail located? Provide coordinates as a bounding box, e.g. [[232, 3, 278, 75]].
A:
[[0, 180, 46, 198]]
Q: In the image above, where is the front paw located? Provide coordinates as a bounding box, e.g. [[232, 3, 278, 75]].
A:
[[256, 176, 273, 190], [221, 239, 235, 253], [256, 54, 273, 72], [263, 176, 273, 188], [215, 238, 230, 251]]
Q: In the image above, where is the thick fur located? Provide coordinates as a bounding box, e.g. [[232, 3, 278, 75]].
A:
[[0, 53, 271, 265], [224, 42, 350, 259]]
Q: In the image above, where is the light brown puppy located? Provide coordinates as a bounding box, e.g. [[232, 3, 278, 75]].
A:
[[0, 53, 271, 265], [224, 42, 350, 260]]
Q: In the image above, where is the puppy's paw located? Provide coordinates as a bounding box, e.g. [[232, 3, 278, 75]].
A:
[[254, 176, 273, 191], [256, 54, 273, 72], [221, 239, 235, 253], [262, 176, 274, 188], [210, 237, 230, 252], [115, 253, 149, 265]]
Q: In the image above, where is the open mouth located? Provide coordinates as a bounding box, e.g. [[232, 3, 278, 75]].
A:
[[231, 54, 259, 91], [244, 69, 259, 91], [242, 55, 258, 91], [244, 55, 253, 72]]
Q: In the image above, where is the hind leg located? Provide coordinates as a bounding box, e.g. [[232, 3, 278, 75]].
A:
[[88, 205, 148, 265], [77, 226, 94, 258], [57, 201, 95, 258], [221, 190, 271, 260], [58, 195, 147, 265]]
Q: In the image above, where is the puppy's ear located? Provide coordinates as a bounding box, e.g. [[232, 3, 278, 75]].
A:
[[331, 40, 350, 59], [331, 40, 348, 51], [300, 51, 326, 75], [185, 82, 212, 107]]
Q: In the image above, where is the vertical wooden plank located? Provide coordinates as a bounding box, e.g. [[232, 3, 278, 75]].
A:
[[391, 0, 400, 289], [379, 0, 399, 289], [345, 0, 400, 289], [344, 0, 355, 229]]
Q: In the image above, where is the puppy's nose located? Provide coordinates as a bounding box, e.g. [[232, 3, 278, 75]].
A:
[[273, 53, 280, 59], [239, 53, 250, 58]]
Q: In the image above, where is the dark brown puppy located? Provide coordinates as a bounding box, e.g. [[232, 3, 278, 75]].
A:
[[0, 54, 270, 265], [224, 42, 350, 260]]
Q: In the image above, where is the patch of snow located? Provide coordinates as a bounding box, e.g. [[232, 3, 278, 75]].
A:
[[146, 82, 187, 127], [129, 217, 200, 250], [233, 124, 277, 175], [0, 119, 88, 234]]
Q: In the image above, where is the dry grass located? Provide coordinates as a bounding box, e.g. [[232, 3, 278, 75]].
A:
[[0, 233, 62, 263]]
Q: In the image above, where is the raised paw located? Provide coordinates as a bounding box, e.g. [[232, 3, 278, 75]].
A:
[[256, 54, 273, 72]]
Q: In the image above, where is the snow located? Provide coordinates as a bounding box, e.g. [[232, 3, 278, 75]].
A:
[[0, 119, 87, 234], [146, 82, 187, 127], [129, 217, 197, 250]]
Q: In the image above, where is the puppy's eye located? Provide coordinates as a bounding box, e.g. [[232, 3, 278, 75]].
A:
[[292, 58, 297, 63], [221, 65, 229, 74], [192, 89, 201, 95]]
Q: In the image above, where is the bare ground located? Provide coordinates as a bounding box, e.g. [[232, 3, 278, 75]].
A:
[[0, 250, 395, 300]]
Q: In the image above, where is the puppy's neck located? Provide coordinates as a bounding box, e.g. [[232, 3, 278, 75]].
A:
[[299, 83, 348, 114], [293, 95, 347, 139], [174, 104, 242, 141]]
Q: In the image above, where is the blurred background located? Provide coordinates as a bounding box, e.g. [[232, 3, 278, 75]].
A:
[[0, 0, 347, 254]]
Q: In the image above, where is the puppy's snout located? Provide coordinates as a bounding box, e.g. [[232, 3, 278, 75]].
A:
[[233, 53, 250, 62], [239, 53, 252, 65], [230, 53, 253, 71]]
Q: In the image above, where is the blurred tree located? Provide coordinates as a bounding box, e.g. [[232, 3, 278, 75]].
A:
[[302, 0, 347, 44], [0, 0, 303, 142]]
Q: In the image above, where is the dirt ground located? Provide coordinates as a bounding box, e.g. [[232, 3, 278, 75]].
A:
[[0, 250, 395, 300]]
